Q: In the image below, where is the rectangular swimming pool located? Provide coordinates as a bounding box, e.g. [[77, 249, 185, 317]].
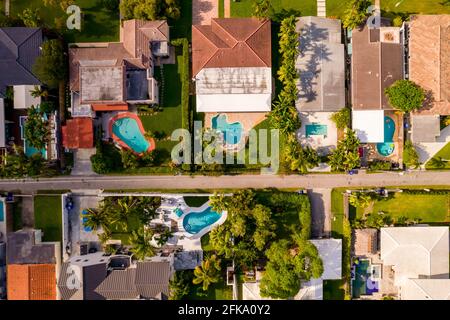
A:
[[306, 124, 327, 137]]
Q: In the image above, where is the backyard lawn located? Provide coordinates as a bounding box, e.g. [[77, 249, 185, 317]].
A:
[[230, 0, 450, 18], [10, 0, 120, 43], [34, 195, 62, 242], [354, 192, 450, 223], [425, 142, 450, 170]]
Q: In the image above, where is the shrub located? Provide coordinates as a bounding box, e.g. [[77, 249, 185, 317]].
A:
[[330, 107, 351, 130], [32, 39, 67, 89], [369, 160, 392, 171], [403, 140, 420, 169], [342, 0, 371, 29], [385, 80, 426, 112], [392, 16, 403, 27]]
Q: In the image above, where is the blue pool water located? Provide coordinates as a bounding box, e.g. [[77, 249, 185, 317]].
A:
[[174, 207, 184, 217], [211, 114, 243, 145], [306, 124, 327, 137], [81, 209, 92, 232], [0, 200, 4, 222], [112, 117, 150, 153], [183, 207, 221, 234], [377, 116, 395, 157], [24, 139, 47, 158]]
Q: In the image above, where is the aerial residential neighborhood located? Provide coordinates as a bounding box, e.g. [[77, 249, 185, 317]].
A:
[[0, 0, 449, 309]]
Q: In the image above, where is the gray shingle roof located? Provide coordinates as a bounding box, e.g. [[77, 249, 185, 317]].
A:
[[0, 27, 42, 97], [7, 230, 56, 265], [95, 261, 171, 300]]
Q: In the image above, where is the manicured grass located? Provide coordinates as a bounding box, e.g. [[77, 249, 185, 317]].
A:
[[323, 279, 345, 300], [139, 53, 185, 164], [219, 0, 225, 18], [425, 142, 450, 170], [110, 212, 143, 245], [355, 193, 450, 223], [184, 196, 210, 207], [10, 0, 120, 43], [170, 0, 192, 40], [380, 0, 450, 15], [34, 195, 62, 242]]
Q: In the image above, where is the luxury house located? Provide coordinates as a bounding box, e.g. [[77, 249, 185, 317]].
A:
[[350, 20, 405, 162], [295, 16, 345, 156], [6, 229, 61, 300], [407, 15, 450, 163], [69, 20, 170, 118]]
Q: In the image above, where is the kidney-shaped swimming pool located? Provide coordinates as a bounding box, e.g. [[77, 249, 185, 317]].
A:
[[183, 207, 221, 234]]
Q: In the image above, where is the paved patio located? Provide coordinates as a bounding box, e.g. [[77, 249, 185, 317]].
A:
[[298, 112, 337, 156]]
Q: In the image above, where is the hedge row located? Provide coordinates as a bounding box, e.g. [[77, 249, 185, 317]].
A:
[[402, 189, 450, 195]]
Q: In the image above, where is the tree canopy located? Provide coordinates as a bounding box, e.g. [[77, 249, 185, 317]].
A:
[[328, 129, 360, 172], [120, 0, 181, 20], [24, 105, 49, 150], [403, 140, 420, 169], [385, 80, 426, 112], [252, 0, 273, 19], [342, 0, 371, 29], [330, 107, 351, 130], [32, 39, 67, 89]]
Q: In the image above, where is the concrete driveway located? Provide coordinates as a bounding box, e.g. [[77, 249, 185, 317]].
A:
[[193, 0, 217, 25], [307, 189, 331, 238]]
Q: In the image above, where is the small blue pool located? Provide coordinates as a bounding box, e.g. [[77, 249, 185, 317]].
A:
[[81, 209, 92, 232], [183, 207, 221, 234], [0, 200, 4, 222], [174, 207, 184, 217], [376, 116, 395, 157], [306, 124, 327, 137], [112, 117, 150, 153], [24, 139, 47, 158], [211, 114, 243, 145]]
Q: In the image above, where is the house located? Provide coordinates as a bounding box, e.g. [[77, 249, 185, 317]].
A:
[[58, 252, 111, 300], [69, 20, 170, 117], [351, 22, 404, 144], [0, 27, 43, 149], [94, 260, 174, 300], [380, 226, 450, 300], [61, 117, 94, 150], [6, 229, 61, 300], [295, 17, 345, 155], [407, 15, 450, 163], [192, 18, 272, 113], [242, 239, 342, 300], [0, 242, 5, 299]]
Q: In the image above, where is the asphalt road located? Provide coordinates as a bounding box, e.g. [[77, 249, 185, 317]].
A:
[[0, 171, 449, 193]]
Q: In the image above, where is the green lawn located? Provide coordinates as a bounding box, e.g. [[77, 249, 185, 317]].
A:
[[355, 193, 450, 223], [219, 0, 225, 18], [426, 142, 450, 170], [110, 212, 143, 245], [34, 195, 62, 242], [139, 53, 185, 165], [10, 0, 120, 43], [184, 196, 210, 207], [170, 0, 192, 39], [230, 0, 450, 18]]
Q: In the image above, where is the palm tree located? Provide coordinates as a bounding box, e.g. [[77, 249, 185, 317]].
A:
[[427, 156, 446, 168], [82, 208, 111, 232], [111, 196, 136, 230], [30, 85, 49, 99], [209, 193, 228, 212], [129, 228, 155, 261], [155, 229, 173, 247], [193, 255, 222, 291]]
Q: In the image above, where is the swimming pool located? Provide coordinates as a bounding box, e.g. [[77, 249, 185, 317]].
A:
[[182, 207, 221, 234], [0, 200, 4, 222], [111, 116, 151, 154], [376, 116, 395, 157], [211, 114, 243, 145], [306, 124, 327, 137], [352, 259, 379, 298], [81, 209, 92, 232]]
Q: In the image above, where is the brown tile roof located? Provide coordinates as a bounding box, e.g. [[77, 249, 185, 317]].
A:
[[192, 18, 271, 77], [409, 15, 450, 116], [7, 264, 56, 300], [351, 25, 403, 110], [62, 117, 94, 149]]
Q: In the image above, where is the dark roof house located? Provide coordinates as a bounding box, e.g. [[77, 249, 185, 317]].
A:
[[351, 24, 403, 110], [0, 28, 42, 98], [95, 261, 172, 300]]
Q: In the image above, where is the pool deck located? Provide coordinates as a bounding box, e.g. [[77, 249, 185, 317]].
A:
[[298, 112, 338, 156], [205, 112, 267, 139]]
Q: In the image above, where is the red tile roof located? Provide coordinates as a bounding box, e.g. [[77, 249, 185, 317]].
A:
[[91, 104, 129, 111], [192, 18, 271, 77], [62, 117, 94, 149], [7, 264, 57, 300]]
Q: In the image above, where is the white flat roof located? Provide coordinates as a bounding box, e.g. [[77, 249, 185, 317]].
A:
[[310, 239, 342, 280], [196, 93, 272, 112], [352, 110, 385, 143], [381, 227, 449, 287], [13, 85, 41, 109], [195, 67, 272, 112]]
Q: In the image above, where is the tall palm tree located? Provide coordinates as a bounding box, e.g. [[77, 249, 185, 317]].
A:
[[193, 255, 222, 291], [30, 85, 49, 99], [82, 208, 111, 232], [129, 228, 155, 261]]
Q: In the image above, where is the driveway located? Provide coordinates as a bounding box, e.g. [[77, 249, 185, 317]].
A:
[[71, 148, 97, 176], [307, 189, 331, 238], [193, 0, 217, 25]]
